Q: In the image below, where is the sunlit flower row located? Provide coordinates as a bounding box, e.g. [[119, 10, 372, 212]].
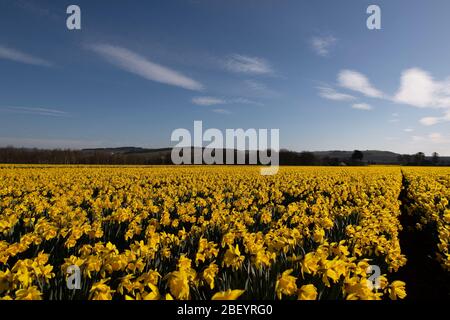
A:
[[403, 168, 450, 271], [0, 166, 407, 300]]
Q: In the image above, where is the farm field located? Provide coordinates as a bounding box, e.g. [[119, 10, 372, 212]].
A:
[[0, 165, 449, 300]]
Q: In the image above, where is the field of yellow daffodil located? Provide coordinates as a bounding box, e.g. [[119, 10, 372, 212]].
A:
[[3, 165, 447, 301], [402, 168, 450, 271]]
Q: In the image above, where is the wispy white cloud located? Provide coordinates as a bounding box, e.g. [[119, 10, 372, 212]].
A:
[[412, 132, 449, 144], [393, 68, 450, 126], [88, 44, 203, 91], [0, 106, 68, 117], [212, 109, 231, 115], [404, 128, 414, 133], [192, 96, 226, 106], [0, 46, 52, 67], [311, 36, 337, 57], [338, 70, 384, 98], [419, 117, 441, 126], [394, 68, 450, 109], [352, 103, 373, 111], [245, 80, 268, 91], [388, 113, 400, 122], [243, 79, 279, 98], [324, 68, 450, 127], [224, 54, 273, 75], [230, 97, 264, 106], [333, 67, 450, 108], [12, 0, 58, 19], [429, 133, 447, 144], [419, 110, 450, 126], [192, 96, 263, 107], [317, 86, 356, 101]]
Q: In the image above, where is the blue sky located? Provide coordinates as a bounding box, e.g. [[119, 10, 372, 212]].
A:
[[1, 0, 450, 155]]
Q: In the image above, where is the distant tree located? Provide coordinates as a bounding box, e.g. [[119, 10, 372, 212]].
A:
[[351, 150, 364, 162], [321, 157, 341, 166], [413, 152, 426, 165], [278, 150, 317, 166], [404, 154, 413, 165], [432, 152, 440, 165], [298, 152, 318, 165]]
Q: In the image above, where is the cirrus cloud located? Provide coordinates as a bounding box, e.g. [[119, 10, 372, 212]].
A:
[[310, 36, 337, 57], [212, 108, 231, 115], [88, 44, 204, 91], [412, 132, 449, 144], [192, 96, 263, 107], [317, 86, 356, 101], [419, 110, 450, 126], [192, 96, 226, 106], [0, 106, 68, 117], [338, 70, 384, 98], [0, 46, 52, 67], [224, 54, 273, 75], [352, 103, 373, 111]]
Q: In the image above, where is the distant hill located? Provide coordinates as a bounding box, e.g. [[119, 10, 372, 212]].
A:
[[1, 146, 449, 165], [80, 148, 450, 165]]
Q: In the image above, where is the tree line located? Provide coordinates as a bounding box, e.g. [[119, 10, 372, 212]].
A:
[[0, 147, 171, 165], [0, 147, 447, 166]]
